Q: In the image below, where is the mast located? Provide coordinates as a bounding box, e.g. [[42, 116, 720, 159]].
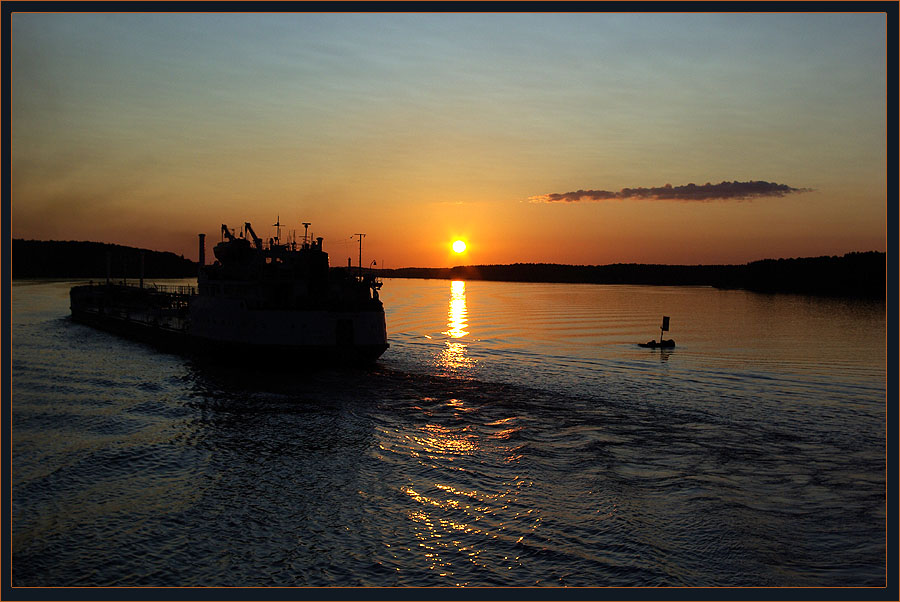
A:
[[273, 215, 282, 245], [354, 233, 365, 276]]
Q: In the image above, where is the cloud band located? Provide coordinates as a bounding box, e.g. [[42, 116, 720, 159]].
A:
[[528, 180, 812, 203]]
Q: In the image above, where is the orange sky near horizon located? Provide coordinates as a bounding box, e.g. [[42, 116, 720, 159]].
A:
[[10, 13, 887, 268]]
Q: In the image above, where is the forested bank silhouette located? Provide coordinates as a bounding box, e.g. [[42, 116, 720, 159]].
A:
[[12, 240, 197, 279], [381, 252, 885, 298]]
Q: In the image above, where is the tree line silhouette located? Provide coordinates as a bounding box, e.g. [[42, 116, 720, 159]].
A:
[[12, 239, 198, 279], [381, 252, 885, 298]]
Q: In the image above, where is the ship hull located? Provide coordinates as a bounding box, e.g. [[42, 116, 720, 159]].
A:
[[70, 285, 389, 365], [189, 335, 389, 366], [71, 308, 388, 366], [71, 307, 190, 352]]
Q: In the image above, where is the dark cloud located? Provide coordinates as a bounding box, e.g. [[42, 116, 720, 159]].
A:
[[528, 180, 812, 203]]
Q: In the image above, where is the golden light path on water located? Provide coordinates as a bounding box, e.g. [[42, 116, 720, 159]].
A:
[[445, 280, 468, 339], [439, 280, 473, 372], [388, 280, 543, 584]]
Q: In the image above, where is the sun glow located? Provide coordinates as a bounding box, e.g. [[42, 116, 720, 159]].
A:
[[452, 240, 467, 254]]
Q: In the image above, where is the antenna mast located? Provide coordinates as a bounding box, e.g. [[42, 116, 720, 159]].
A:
[[273, 215, 282, 244], [354, 233, 366, 276]]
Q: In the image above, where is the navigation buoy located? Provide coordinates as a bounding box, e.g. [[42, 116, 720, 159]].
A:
[[638, 316, 675, 348]]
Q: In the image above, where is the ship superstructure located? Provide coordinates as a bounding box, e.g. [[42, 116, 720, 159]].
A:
[[70, 221, 388, 364]]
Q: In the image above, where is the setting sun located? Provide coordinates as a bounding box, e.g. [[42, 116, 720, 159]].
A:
[[452, 240, 467, 254]]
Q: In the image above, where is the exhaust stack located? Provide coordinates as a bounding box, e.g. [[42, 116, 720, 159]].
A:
[[198, 233, 206, 274]]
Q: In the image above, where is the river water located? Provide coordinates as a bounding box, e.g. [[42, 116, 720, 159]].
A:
[[10, 278, 886, 587]]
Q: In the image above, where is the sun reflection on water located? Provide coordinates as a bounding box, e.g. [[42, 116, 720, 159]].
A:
[[445, 280, 468, 338], [388, 398, 545, 583], [391, 282, 547, 582], [398, 474, 541, 582], [439, 281, 475, 373], [410, 423, 479, 457]]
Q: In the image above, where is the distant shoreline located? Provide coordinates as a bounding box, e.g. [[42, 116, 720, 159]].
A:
[[380, 253, 885, 298], [12, 239, 885, 299]]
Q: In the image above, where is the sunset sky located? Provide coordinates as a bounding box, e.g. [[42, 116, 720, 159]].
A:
[[11, 12, 886, 268]]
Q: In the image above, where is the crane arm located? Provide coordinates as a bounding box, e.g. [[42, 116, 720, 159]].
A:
[[244, 222, 263, 249]]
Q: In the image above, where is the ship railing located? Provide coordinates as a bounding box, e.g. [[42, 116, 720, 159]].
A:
[[85, 280, 197, 297], [147, 284, 197, 296]]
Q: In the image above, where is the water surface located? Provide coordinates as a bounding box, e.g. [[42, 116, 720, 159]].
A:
[[11, 278, 886, 587]]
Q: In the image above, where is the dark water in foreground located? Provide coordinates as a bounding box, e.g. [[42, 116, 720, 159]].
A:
[[10, 279, 886, 587]]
